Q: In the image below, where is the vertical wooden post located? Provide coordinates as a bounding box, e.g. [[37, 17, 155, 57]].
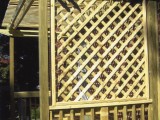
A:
[[51, 0, 56, 106], [90, 108, 95, 120], [49, 111, 53, 120], [122, 106, 127, 120], [10, 37, 15, 120], [100, 107, 108, 120], [143, 0, 149, 99], [39, 0, 49, 119], [80, 109, 84, 120], [59, 110, 63, 120], [132, 105, 136, 120], [158, 58, 160, 118], [140, 104, 144, 120], [147, 0, 158, 120], [114, 107, 118, 120], [157, 2, 160, 119], [148, 104, 152, 120], [158, 39, 160, 119], [157, 1, 160, 120], [70, 109, 74, 120]]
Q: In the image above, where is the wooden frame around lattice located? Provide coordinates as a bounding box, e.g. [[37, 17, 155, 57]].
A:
[[50, 0, 149, 109]]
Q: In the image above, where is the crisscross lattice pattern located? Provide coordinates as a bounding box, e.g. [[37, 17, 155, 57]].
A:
[[53, 0, 147, 102]]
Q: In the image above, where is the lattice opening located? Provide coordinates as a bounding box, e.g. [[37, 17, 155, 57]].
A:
[[53, 0, 148, 103]]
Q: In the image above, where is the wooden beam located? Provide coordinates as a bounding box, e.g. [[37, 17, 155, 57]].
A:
[[0, 29, 51, 37], [147, 0, 158, 120], [0, 29, 39, 37], [49, 99, 152, 110], [9, 0, 34, 29], [10, 0, 19, 2], [14, 91, 40, 98], [9, 0, 26, 28], [9, 37, 15, 120], [39, 0, 49, 119], [14, 91, 51, 98]]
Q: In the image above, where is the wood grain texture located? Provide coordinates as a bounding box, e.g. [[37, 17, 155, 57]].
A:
[[39, 0, 49, 119], [50, 104, 151, 119], [100, 107, 108, 120], [147, 1, 158, 120], [9, 0, 35, 29], [9, 37, 15, 120], [51, 0, 56, 106]]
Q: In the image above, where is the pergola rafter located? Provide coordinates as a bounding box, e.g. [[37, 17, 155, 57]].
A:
[[8, 0, 34, 30]]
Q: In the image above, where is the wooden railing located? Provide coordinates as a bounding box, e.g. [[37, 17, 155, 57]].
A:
[[50, 103, 152, 120]]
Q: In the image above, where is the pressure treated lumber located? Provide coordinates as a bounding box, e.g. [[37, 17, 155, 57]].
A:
[[9, 0, 34, 29], [14, 91, 51, 98], [39, 0, 49, 119], [50, 104, 151, 119], [51, 0, 56, 106], [9, 0, 26, 29], [147, 1, 158, 120], [100, 107, 108, 120], [0, 29, 39, 37], [9, 37, 15, 120], [53, 1, 148, 105]]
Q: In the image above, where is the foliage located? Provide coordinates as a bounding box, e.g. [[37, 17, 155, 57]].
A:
[[31, 107, 40, 119], [0, 34, 9, 83], [0, 34, 10, 120]]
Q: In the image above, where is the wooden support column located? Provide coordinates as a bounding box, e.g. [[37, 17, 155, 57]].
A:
[[51, 0, 56, 106], [39, 0, 49, 119], [158, 2, 160, 120], [147, 1, 159, 120], [9, 37, 15, 120]]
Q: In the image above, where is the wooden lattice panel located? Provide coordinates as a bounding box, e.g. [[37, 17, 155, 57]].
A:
[[52, 0, 148, 104]]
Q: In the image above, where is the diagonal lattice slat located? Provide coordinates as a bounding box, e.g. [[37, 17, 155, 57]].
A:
[[54, 1, 148, 102]]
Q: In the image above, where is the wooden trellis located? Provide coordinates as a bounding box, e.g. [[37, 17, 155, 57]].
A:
[[51, 0, 149, 108], [49, 0, 157, 119]]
